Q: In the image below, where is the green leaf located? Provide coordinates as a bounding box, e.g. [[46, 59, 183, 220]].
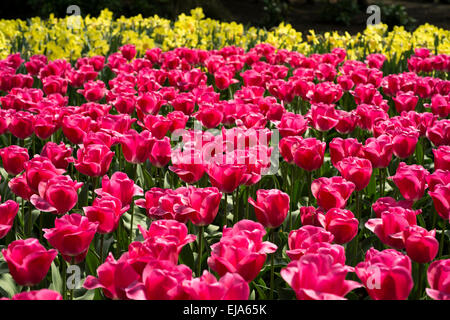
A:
[[0, 273, 19, 298], [49, 261, 63, 294], [179, 243, 194, 269]]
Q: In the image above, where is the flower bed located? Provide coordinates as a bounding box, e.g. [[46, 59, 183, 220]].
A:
[[0, 8, 449, 301]]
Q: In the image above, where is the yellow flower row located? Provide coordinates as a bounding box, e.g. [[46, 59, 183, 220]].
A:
[[0, 7, 448, 61]]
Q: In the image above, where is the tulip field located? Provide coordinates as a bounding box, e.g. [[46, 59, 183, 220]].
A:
[[0, 8, 449, 301]]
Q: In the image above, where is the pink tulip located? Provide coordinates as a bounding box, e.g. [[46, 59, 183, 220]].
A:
[[0, 200, 20, 239], [173, 186, 222, 226], [323, 208, 358, 244], [95, 172, 143, 206], [208, 220, 277, 282], [286, 225, 334, 260], [336, 156, 372, 191], [30, 175, 83, 214], [84, 253, 140, 300], [126, 260, 192, 300], [426, 259, 450, 300], [0, 145, 29, 176], [292, 138, 326, 172], [355, 248, 413, 300], [40, 142, 73, 170], [248, 189, 290, 228], [389, 162, 429, 202], [281, 253, 361, 300], [10, 289, 62, 300], [403, 225, 439, 263], [43, 213, 98, 263], [2, 238, 57, 286], [311, 177, 355, 211], [84, 195, 128, 234], [182, 271, 249, 300], [74, 143, 114, 177]]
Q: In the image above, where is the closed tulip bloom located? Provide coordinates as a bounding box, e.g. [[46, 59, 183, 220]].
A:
[[174, 186, 222, 226], [2, 238, 57, 286], [371, 197, 413, 218], [0, 200, 20, 239], [426, 170, 450, 192], [205, 155, 247, 193], [279, 136, 302, 164], [296, 242, 347, 265], [323, 208, 359, 244], [277, 112, 308, 137], [135, 188, 185, 222], [329, 137, 364, 166], [126, 260, 192, 300], [148, 137, 171, 168], [8, 175, 34, 200], [392, 92, 418, 113], [281, 253, 362, 300], [43, 213, 98, 263], [84, 195, 129, 234], [24, 156, 66, 193], [10, 289, 62, 300], [286, 225, 334, 260], [389, 162, 429, 202], [365, 207, 418, 250], [299, 206, 326, 227], [311, 177, 355, 211], [62, 114, 91, 145], [140, 114, 171, 139], [248, 189, 290, 228], [392, 129, 419, 159], [194, 105, 224, 129], [403, 225, 439, 263], [30, 175, 83, 214], [355, 248, 413, 300], [169, 149, 205, 184], [40, 142, 73, 170], [362, 134, 394, 169], [336, 156, 372, 191], [292, 138, 326, 172], [208, 220, 277, 282], [8, 111, 35, 139], [95, 172, 143, 206], [120, 44, 136, 61], [0, 145, 29, 175], [426, 259, 450, 300], [182, 271, 250, 300], [433, 145, 450, 171], [120, 129, 153, 164], [138, 219, 196, 255], [84, 253, 140, 300], [74, 143, 114, 177], [428, 183, 450, 220], [308, 103, 340, 132]]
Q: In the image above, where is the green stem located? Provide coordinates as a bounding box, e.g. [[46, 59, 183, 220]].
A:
[[438, 221, 447, 258], [233, 188, 239, 224], [197, 226, 204, 277], [270, 230, 275, 300], [245, 186, 250, 220], [70, 258, 75, 300], [28, 205, 33, 237], [223, 193, 228, 228], [99, 234, 105, 262], [61, 258, 67, 300], [306, 170, 312, 206], [129, 164, 137, 243]]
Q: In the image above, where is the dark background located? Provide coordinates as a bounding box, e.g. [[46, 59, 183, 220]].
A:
[[0, 0, 448, 34]]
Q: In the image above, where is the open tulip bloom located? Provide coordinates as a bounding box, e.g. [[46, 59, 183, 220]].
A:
[[0, 13, 448, 302]]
